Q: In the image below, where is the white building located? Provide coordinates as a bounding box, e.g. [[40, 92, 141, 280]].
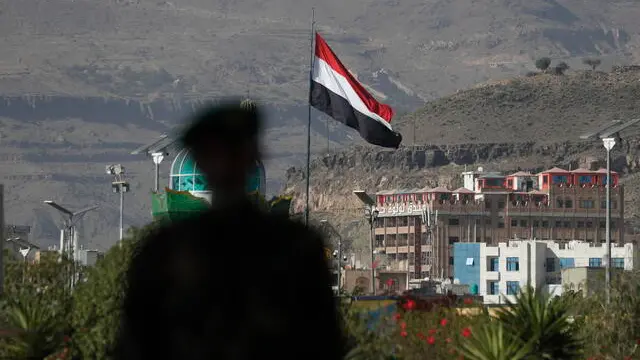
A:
[[453, 240, 638, 304]]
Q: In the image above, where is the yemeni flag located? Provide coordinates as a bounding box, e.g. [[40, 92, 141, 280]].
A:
[[310, 33, 403, 149]]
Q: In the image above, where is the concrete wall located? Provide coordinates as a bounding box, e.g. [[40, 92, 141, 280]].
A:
[[455, 240, 637, 304], [453, 243, 480, 294]]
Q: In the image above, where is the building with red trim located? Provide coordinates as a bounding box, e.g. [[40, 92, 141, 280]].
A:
[[372, 167, 624, 281]]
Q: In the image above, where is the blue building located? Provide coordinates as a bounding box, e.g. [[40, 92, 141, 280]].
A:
[[452, 243, 481, 295]]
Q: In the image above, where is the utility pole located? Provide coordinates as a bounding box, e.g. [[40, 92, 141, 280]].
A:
[[107, 164, 130, 243], [353, 190, 378, 295], [580, 118, 640, 304]]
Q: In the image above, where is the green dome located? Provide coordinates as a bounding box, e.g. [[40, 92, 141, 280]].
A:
[[169, 148, 266, 195], [170, 149, 208, 192]]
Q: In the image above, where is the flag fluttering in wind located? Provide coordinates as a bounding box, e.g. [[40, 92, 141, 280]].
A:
[[309, 33, 403, 149]]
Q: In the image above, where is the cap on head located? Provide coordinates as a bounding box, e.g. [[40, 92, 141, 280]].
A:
[[180, 100, 262, 154]]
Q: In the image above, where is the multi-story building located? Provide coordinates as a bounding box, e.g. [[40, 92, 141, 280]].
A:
[[452, 240, 637, 304], [372, 167, 624, 280]]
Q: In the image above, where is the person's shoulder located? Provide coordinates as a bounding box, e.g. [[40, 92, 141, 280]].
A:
[[263, 214, 319, 235]]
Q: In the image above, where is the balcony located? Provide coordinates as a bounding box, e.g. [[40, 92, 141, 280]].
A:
[[485, 271, 500, 281]]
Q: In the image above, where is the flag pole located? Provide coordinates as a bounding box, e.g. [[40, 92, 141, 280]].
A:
[[304, 7, 315, 227]]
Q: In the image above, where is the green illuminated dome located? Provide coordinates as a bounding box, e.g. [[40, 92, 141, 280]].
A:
[[170, 149, 208, 192], [169, 149, 266, 195]]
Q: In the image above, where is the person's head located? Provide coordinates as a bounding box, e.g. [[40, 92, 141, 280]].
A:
[[180, 100, 262, 193]]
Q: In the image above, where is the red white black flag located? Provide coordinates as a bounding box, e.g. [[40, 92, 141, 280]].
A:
[[309, 33, 403, 149]]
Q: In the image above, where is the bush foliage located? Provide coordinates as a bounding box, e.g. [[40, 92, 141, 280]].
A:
[[1, 225, 639, 359]]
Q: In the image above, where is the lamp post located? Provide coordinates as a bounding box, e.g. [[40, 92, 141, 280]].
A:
[[353, 190, 379, 295], [580, 118, 640, 304], [43, 201, 98, 289], [602, 137, 615, 304], [131, 134, 176, 193], [107, 164, 130, 243], [320, 220, 345, 294]]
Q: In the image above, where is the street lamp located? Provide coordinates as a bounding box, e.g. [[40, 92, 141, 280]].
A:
[[131, 134, 177, 192], [43, 201, 98, 289], [580, 118, 640, 304], [107, 164, 130, 243], [353, 190, 379, 295], [320, 219, 346, 294]]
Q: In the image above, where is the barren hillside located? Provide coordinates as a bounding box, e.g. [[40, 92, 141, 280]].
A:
[[3, 0, 640, 248]]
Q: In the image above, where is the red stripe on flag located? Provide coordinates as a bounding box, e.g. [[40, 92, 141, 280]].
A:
[[315, 33, 394, 123]]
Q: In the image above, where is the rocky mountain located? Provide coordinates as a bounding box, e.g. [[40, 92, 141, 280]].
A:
[[3, 0, 640, 248], [285, 69, 640, 248]]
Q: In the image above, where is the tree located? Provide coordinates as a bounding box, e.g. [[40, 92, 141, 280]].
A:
[[583, 58, 602, 71], [494, 286, 582, 359], [0, 254, 75, 359], [554, 61, 570, 75], [535, 57, 551, 71], [70, 223, 157, 359]]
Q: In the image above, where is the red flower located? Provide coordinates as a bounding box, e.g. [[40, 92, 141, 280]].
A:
[[386, 278, 395, 287], [417, 332, 425, 340], [426, 336, 435, 345], [428, 328, 437, 335], [464, 297, 473, 305], [393, 313, 402, 321], [440, 318, 448, 327], [400, 321, 407, 329], [400, 330, 408, 337], [403, 299, 416, 311], [461, 327, 472, 338], [446, 337, 452, 343]]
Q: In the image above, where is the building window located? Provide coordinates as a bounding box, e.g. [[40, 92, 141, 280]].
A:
[[449, 218, 460, 226], [386, 234, 396, 247], [555, 221, 562, 228], [397, 217, 408, 226], [375, 235, 385, 247], [559, 258, 575, 269], [489, 281, 499, 295], [506, 281, 520, 295], [599, 221, 606, 229], [589, 258, 602, 267], [542, 220, 549, 228], [533, 220, 539, 228], [498, 201, 506, 209], [546, 258, 556, 272], [552, 175, 567, 184], [386, 218, 396, 227], [577, 221, 584, 228], [612, 258, 624, 269], [586, 221, 593, 228], [397, 234, 408, 246], [506, 257, 520, 271], [489, 257, 499, 272], [556, 198, 564, 208], [485, 200, 491, 209], [449, 256, 454, 265], [563, 221, 571, 228], [448, 236, 460, 245], [511, 219, 518, 227], [485, 219, 491, 225], [578, 175, 592, 184], [375, 218, 385, 228], [564, 199, 573, 208], [498, 222, 505, 228], [580, 200, 595, 209], [520, 220, 528, 227]]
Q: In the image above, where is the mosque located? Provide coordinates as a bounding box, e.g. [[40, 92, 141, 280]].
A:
[[151, 99, 289, 221]]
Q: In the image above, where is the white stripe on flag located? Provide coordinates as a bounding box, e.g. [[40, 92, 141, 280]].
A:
[[312, 57, 392, 130]]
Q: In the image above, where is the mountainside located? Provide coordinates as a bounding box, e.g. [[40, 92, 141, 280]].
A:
[[4, 0, 640, 248], [286, 69, 640, 248]]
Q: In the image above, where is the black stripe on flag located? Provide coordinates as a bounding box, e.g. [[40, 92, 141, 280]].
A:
[[310, 81, 403, 149]]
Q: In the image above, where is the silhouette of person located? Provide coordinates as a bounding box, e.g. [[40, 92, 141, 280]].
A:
[[113, 101, 345, 360]]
